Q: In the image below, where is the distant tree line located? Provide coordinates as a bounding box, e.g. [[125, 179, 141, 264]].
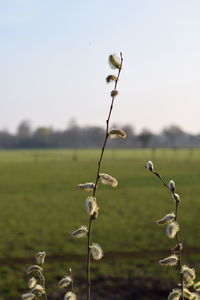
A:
[[0, 120, 200, 149]]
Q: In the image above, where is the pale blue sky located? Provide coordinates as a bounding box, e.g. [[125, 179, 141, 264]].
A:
[[1, 0, 200, 133]]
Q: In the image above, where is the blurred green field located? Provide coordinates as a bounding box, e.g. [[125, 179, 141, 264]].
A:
[[1, 148, 200, 299]]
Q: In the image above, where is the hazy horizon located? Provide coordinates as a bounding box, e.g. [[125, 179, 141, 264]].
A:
[[1, 0, 200, 134]]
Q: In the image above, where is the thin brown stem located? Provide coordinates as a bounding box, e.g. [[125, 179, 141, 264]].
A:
[[40, 266, 48, 300], [86, 217, 92, 300], [150, 170, 184, 299], [153, 171, 169, 190], [174, 198, 184, 299], [86, 53, 123, 300], [69, 268, 74, 291]]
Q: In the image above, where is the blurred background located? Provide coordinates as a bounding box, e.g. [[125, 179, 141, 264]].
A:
[[1, 0, 200, 299]]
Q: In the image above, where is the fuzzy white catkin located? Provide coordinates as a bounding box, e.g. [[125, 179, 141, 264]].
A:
[[108, 54, 121, 69], [109, 129, 126, 139], [78, 183, 95, 191], [22, 293, 35, 300], [64, 291, 77, 300], [27, 265, 42, 275], [71, 226, 88, 238], [90, 243, 103, 260], [35, 251, 46, 265], [59, 276, 72, 288], [167, 289, 181, 300], [183, 289, 198, 300], [28, 277, 37, 289], [169, 180, 176, 192], [189, 293, 199, 300], [159, 255, 178, 266], [99, 173, 118, 188], [182, 288, 193, 299], [183, 279, 194, 288], [172, 193, 181, 203], [86, 196, 97, 215], [31, 284, 45, 296], [182, 265, 196, 281], [157, 213, 175, 225], [194, 281, 200, 291], [166, 222, 180, 239], [146, 161, 154, 171]]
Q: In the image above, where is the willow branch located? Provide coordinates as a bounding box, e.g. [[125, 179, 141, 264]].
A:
[[86, 53, 123, 300], [149, 168, 184, 299]]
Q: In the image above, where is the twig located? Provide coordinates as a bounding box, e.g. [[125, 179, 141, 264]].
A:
[[149, 167, 184, 299], [86, 53, 123, 300]]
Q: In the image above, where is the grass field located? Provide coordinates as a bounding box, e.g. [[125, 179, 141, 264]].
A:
[[1, 148, 200, 299]]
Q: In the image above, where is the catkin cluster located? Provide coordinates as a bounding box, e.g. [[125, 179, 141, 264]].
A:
[[22, 251, 47, 300]]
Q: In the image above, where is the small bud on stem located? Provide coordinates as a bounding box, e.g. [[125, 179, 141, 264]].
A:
[[146, 161, 154, 172], [106, 75, 117, 83], [110, 90, 119, 98], [108, 54, 121, 69], [169, 180, 176, 193], [35, 251, 46, 265]]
